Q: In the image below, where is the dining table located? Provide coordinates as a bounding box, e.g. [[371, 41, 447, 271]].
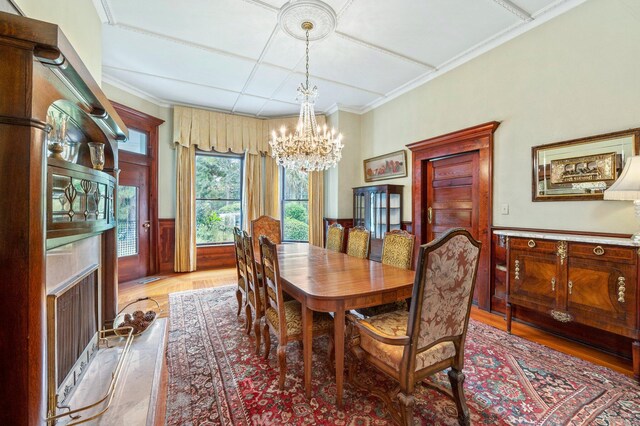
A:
[[265, 243, 416, 408]]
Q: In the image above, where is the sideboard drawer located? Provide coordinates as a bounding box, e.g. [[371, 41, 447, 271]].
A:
[[510, 237, 556, 254], [569, 242, 637, 264]]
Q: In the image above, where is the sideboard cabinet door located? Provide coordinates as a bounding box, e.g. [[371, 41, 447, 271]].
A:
[[567, 244, 637, 333], [508, 238, 560, 311]]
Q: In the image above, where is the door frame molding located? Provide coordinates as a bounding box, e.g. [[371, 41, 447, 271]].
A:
[[407, 121, 500, 310], [111, 101, 165, 277]]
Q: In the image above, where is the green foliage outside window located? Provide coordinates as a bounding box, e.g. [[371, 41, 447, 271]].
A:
[[195, 154, 242, 244], [282, 168, 309, 242]]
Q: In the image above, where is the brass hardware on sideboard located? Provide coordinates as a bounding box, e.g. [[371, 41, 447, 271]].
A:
[[527, 239, 536, 248], [618, 277, 626, 303], [551, 277, 556, 292], [514, 259, 520, 280], [557, 241, 567, 265], [568, 280, 573, 295], [550, 310, 573, 323], [593, 246, 605, 256]]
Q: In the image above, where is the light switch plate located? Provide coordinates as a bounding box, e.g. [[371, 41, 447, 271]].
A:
[[501, 203, 509, 215]]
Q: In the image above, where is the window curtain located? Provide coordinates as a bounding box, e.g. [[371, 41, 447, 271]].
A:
[[308, 170, 324, 247], [174, 145, 196, 272], [173, 105, 326, 271]]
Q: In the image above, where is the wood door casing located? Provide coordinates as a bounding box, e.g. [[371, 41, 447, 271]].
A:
[[426, 152, 479, 242], [111, 102, 164, 282], [408, 121, 500, 310]]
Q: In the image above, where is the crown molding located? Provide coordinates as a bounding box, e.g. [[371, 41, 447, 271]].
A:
[[102, 74, 171, 108], [325, 103, 365, 116], [359, 0, 587, 114]]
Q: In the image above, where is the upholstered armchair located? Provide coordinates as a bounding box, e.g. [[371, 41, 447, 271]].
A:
[[258, 236, 334, 390], [232, 227, 247, 317], [347, 228, 481, 425], [251, 215, 281, 256], [326, 223, 345, 252], [346, 226, 371, 259], [357, 230, 415, 317], [242, 231, 264, 355]]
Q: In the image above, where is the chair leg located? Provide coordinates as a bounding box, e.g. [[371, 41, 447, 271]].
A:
[[245, 304, 252, 335], [236, 288, 242, 316], [448, 368, 470, 426], [397, 392, 415, 426], [254, 315, 262, 356], [277, 344, 287, 390], [262, 322, 271, 360]]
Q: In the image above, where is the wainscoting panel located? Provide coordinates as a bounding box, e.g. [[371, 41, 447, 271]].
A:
[[158, 219, 236, 272]]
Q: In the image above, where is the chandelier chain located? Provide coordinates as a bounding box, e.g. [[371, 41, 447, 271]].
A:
[[305, 30, 310, 90]]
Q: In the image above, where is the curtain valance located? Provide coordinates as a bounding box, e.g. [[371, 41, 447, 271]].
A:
[[173, 106, 326, 155]]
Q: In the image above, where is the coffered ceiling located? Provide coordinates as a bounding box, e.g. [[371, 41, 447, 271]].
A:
[[95, 0, 586, 117]]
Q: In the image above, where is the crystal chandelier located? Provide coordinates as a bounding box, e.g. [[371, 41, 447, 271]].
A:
[[270, 21, 343, 172]]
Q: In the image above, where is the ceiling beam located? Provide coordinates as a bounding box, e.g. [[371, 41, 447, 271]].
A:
[[491, 0, 533, 21], [232, 24, 281, 113], [334, 31, 436, 70]]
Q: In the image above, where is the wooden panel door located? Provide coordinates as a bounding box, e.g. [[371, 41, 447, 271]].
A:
[[508, 249, 559, 311], [118, 161, 151, 282], [426, 152, 479, 242]]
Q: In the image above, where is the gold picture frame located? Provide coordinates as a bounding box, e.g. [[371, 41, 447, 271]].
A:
[[532, 128, 640, 201], [363, 150, 407, 182]]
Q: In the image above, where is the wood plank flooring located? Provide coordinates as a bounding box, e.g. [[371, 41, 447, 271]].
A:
[[120, 268, 633, 425]]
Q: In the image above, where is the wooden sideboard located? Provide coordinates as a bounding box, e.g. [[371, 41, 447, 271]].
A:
[[496, 229, 640, 381]]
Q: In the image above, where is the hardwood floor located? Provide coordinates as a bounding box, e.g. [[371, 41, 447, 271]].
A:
[[120, 267, 633, 425]]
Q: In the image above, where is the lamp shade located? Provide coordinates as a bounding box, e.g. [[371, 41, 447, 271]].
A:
[[604, 156, 640, 200]]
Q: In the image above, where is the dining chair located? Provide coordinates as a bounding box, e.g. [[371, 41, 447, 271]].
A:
[[258, 235, 334, 390], [356, 230, 415, 317], [232, 227, 247, 317], [251, 215, 281, 256], [346, 226, 371, 259], [326, 223, 345, 252], [347, 228, 481, 425], [242, 231, 264, 355]]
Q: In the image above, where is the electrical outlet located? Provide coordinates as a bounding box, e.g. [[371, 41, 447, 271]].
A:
[[501, 203, 509, 215]]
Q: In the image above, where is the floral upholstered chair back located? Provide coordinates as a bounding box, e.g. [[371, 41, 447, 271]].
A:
[[258, 236, 286, 339], [242, 231, 261, 314], [251, 215, 281, 256], [346, 226, 371, 259], [326, 223, 345, 252], [233, 227, 247, 284], [381, 230, 415, 270], [406, 228, 481, 366]]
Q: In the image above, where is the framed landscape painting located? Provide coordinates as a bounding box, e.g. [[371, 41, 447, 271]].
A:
[[364, 150, 407, 182]]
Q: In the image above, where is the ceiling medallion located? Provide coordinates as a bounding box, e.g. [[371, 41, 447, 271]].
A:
[[270, 0, 343, 172]]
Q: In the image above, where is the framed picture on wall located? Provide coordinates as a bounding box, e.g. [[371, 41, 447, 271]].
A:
[[364, 150, 407, 182], [532, 128, 640, 201]]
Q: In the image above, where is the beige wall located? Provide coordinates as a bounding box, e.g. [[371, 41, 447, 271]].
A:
[[351, 0, 640, 234], [101, 83, 176, 218], [324, 110, 362, 218], [14, 0, 102, 82]]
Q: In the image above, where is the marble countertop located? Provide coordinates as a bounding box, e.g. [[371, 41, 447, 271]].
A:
[[493, 229, 640, 247]]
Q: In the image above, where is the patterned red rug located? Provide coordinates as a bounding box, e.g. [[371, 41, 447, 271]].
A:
[[165, 286, 639, 425]]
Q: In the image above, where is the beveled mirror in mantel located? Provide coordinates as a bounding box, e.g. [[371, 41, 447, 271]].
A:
[[532, 128, 640, 201]]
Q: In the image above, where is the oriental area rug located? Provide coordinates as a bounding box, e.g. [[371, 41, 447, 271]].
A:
[[165, 286, 640, 425]]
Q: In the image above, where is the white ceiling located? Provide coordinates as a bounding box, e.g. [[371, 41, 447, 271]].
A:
[[96, 0, 586, 117]]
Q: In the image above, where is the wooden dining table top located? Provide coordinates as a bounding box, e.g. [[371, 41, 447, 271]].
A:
[[269, 242, 416, 301]]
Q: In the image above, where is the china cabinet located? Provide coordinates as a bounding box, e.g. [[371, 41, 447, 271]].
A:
[[352, 184, 403, 261]]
